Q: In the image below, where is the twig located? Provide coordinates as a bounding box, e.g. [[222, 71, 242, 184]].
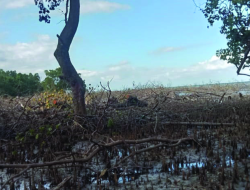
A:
[[219, 92, 226, 103], [237, 46, 250, 74], [162, 121, 234, 126], [144, 101, 159, 117], [192, 0, 199, 8], [1, 166, 30, 190], [97, 137, 194, 147], [0, 137, 194, 169], [51, 176, 72, 190], [154, 112, 158, 133], [114, 138, 190, 167], [12, 95, 34, 130], [73, 120, 87, 130], [0, 147, 101, 168], [93, 81, 112, 133]]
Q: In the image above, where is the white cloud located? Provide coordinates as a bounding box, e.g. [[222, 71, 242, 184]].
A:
[[0, 35, 58, 75], [78, 70, 98, 77], [80, 0, 130, 14], [108, 61, 129, 71], [0, 0, 130, 15], [0, 36, 248, 89], [198, 56, 232, 70], [78, 56, 250, 90], [150, 46, 185, 55], [0, 0, 34, 9]]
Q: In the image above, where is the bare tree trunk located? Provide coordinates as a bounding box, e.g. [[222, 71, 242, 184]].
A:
[[54, 0, 86, 115]]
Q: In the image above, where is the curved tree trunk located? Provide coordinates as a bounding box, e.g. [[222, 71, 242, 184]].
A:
[[54, 0, 86, 115]]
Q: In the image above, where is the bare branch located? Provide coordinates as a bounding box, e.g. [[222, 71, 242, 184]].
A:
[[114, 138, 189, 167], [0, 137, 195, 169], [219, 92, 226, 103], [94, 137, 195, 147], [12, 95, 34, 130], [0, 166, 30, 190], [51, 176, 72, 190], [162, 121, 234, 126], [237, 72, 250, 77], [0, 147, 101, 168], [237, 46, 250, 74], [192, 0, 199, 8]]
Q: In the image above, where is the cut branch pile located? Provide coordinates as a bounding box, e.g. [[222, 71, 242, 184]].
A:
[[0, 85, 250, 189]]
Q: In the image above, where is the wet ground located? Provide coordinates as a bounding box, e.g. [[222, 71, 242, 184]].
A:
[[1, 85, 250, 190], [1, 124, 249, 190]]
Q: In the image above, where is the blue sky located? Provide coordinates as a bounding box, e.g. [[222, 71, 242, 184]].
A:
[[0, 0, 249, 90]]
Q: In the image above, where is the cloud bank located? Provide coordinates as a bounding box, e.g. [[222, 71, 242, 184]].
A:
[[80, 0, 130, 14], [150, 46, 185, 55], [0, 36, 248, 89], [0, 0, 34, 9], [78, 56, 250, 90], [0, 0, 130, 14], [0, 35, 57, 74]]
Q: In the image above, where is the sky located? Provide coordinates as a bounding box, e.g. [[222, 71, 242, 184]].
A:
[[0, 0, 250, 90]]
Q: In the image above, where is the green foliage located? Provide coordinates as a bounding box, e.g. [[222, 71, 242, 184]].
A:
[[202, 0, 250, 70], [15, 124, 60, 143], [34, 0, 64, 23], [12, 150, 17, 156], [33, 89, 73, 109], [0, 69, 42, 96], [107, 118, 114, 128], [41, 67, 70, 92]]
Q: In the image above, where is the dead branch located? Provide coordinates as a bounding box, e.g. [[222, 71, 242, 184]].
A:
[[51, 176, 72, 190], [114, 138, 190, 167], [0, 147, 101, 168], [92, 137, 194, 147], [12, 96, 33, 130], [219, 92, 226, 103], [162, 121, 234, 126], [0, 137, 193, 169], [0, 166, 30, 190]]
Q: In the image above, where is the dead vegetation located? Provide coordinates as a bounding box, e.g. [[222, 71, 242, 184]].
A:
[[0, 82, 250, 189]]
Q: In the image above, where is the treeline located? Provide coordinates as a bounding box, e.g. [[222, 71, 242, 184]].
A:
[[0, 68, 70, 96]]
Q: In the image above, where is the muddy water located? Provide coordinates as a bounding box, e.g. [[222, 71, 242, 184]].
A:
[[1, 125, 250, 190]]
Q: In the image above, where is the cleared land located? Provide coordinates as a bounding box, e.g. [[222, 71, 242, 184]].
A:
[[0, 82, 250, 189]]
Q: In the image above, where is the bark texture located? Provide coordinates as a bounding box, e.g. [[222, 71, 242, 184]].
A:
[[54, 0, 86, 115]]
